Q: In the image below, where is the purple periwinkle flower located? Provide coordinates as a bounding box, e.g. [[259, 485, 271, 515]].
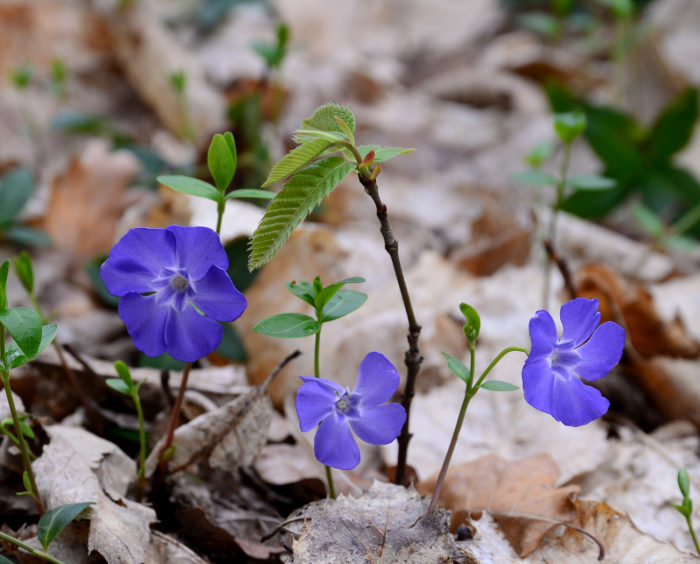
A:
[[522, 298, 625, 427], [296, 352, 407, 470], [100, 225, 247, 363]]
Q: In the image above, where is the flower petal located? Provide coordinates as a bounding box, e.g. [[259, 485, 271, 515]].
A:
[[528, 310, 557, 359], [191, 266, 247, 322], [350, 404, 406, 445], [353, 352, 400, 407], [522, 357, 609, 426], [163, 305, 224, 362], [101, 228, 176, 296], [296, 377, 342, 432], [575, 321, 625, 381], [118, 294, 168, 357], [560, 298, 601, 346], [167, 225, 229, 280], [314, 414, 360, 470]]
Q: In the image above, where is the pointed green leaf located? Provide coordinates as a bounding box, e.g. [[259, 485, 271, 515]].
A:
[[225, 189, 276, 200], [4, 225, 52, 247], [156, 175, 219, 201], [248, 157, 355, 270], [315, 277, 366, 313], [678, 469, 691, 499], [294, 103, 356, 143], [12, 251, 34, 295], [357, 145, 416, 163], [5, 324, 57, 369], [207, 133, 235, 191], [0, 307, 43, 358], [37, 501, 94, 551], [442, 352, 470, 385], [286, 280, 316, 307], [665, 235, 697, 251], [633, 204, 664, 236], [567, 174, 616, 191], [525, 141, 553, 167], [459, 303, 481, 341], [554, 111, 586, 143], [480, 380, 520, 391], [263, 138, 334, 186], [647, 88, 698, 163], [114, 360, 134, 387], [0, 259, 9, 311], [320, 290, 367, 322], [0, 167, 34, 227], [252, 313, 321, 338], [106, 378, 131, 395], [510, 170, 557, 187], [223, 131, 237, 173]]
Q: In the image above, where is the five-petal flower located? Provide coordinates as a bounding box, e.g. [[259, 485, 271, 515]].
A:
[[522, 297, 625, 426], [100, 225, 247, 362], [296, 352, 406, 470]]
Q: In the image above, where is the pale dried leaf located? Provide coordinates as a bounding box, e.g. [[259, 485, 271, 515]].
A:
[[419, 454, 580, 557], [146, 530, 210, 564]]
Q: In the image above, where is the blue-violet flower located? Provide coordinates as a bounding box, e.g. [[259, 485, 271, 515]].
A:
[[296, 352, 407, 470], [522, 297, 624, 426], [100, 225, 247, 363]]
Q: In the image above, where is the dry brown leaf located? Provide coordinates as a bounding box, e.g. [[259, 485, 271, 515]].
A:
[[43, 140, 140, 258], [418, 453, 580, 557], [527, 500, 700, 563]]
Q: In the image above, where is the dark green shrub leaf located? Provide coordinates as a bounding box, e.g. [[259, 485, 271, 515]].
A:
[[12, 251, 34, 295], [5, 323, 57, 369], [156, 175, 219, 202], [253, 313, 321, 338], [459, 303, 481, 341], [0, 260, 9, 311], [480, 380, 520, 392], [314, 277, 365, 312], [4, 225, 52, 247], [320, 289, 367, 322], [213, 323, 247, 362], [561, 183, 629, 218], [0, 553, 14, 564], [647, 88, 698, 163], [286, 280, 316, 307], [208, 133, 236, 191], [0, 167, 33, 227], [441, 352, 470, 385], [37, 501, 94, 551], [0, 307, 43, 358]]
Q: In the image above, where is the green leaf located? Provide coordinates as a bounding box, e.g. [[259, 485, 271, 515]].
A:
[[263, 138, 334, 187], [567, 174, 617, 191], [525, 140, 553, 167], [106, 378, 131, 395], [225, 189, 276, 200], [0, 260, 9, 311], [5, 323, 57, 369], [678, 468, 691, 499], [213, 323, 246, 362], [286, 280, 316, 307], [224, 237, 258, 293], [0, 167, 34, 227], [314, 277, 365, 312], [510, 170, 557, 187], [156, 175, 219, 202], [459, 303, 481, 341], [207, 133, 236, 191], [0, 307, 43, 358], [223, 131, 237, 171], [665, 235, 698, 252], [252, 313, 321, 338], [647, 88, 698, 163], [37, 502, 94, 551], [248, 157, 355, 270], [517, 13, 560, 40], [633, 204, 664, 236], [0, 553, 15, 564], [442, 352, 470, 385], [114, 360, 133, 387], [480, 380, 520, 391], [320, 289, 367, 322], [561, 184, 629, 218], [294, 103, 356, 143], [357, 145, 416, 163], [554, 111, 586, 143], [52, 111, 106, 135], [4, 225, 52, 247], [12, 251, 34, 295], [22, 471, 33, 495]]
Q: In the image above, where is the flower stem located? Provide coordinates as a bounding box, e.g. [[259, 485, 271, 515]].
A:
[[313, 328, 336, 498], [0, 530, 66, 564], [357, 173, 422, 486], [157, 362, 192, 474], [132, 388, 147, 501], [427, 346, 527, 513], [687, 513, 700, 556], [216, 199, 225, 236]]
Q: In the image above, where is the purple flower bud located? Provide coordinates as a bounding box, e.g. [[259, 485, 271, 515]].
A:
[[296, 352, 407, 470], [100, 225, 247, 362], [522, 298, 625, 426]]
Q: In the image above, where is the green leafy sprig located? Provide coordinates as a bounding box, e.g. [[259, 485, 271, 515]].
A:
[[674, 468, 700, 555]]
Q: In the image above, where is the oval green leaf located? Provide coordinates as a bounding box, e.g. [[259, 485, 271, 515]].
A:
[[459, 303, 481, 341], [37, 501, 94, 551], [567, 174, 616, 191], [6, 323, 58, 369], [286, 280, 316, 307], [12, 251, 34, 295], [441, 352, 470, 385], [479, 380, 520, 392], [321, 290, 367, 322], [208, 133, 235, 191], [157, 175, 219, 202], [253, 313, 321, 338], [0, 307, 43, 358], [106, 378, 131, 395], [225, 189, 276, 200]]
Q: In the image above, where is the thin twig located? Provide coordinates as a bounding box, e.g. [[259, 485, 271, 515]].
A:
[[543, 239, 577, 301], [357, 174, 422, 486]]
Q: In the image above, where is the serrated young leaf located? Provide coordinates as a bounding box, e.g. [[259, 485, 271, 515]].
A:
[[0, 167, 34, 227], [157, 175, 219, 202], [0, 259, 9, 311], [5, 324, 57, 369], [320, 290, 367, 322], [12, 251, 34, 295], [225, 189, 276, 200], [334, 116, 355, 145], [248, 157, 355, 270], [114, 360, 134, 387], [459, 303, 481, 341], [0, 307, 43, 359], [294, 103, 355, 143], [263, 138, 335, 187], [253, 313, 321, 338], [567, 174, 616, 191], [106, 378, 131, 395], [315, 277, 365, 313], [208, 133, 235, 191], [441, 352, 470, 385], [480, 380, 520, 392], [37, 501, 94, 551], [286, 280, 316, 306], [510, 169, 557, 187], [357, 145, 416, 163]]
